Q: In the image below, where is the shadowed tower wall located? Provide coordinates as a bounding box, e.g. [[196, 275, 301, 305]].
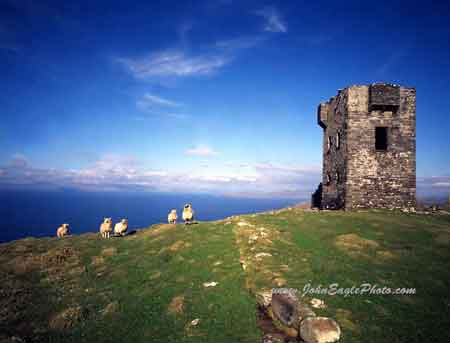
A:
[[317, 84, 416, 210]]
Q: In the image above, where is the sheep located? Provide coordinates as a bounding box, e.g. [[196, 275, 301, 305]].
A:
[[168, 209, 178, 224], [56, 223, 69, 238], [182, 204, 194, 225], [100, 218, 113, 238], [114, 219, 128, 236]]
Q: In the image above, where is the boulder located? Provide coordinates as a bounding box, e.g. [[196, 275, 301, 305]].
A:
[[271, 292, 316, 328], [256, 290, 272, 308], [261, 333, 284, 343], [299, 317, 341, 343], [271, 292, 299, 327]]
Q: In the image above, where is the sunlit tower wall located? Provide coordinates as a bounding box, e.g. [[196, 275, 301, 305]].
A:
[[316, 83, 416, 210]]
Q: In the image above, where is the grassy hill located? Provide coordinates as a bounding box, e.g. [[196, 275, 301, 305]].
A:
[[1, 208, 449, 343]]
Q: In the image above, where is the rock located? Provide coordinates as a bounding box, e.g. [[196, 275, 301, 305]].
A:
[[271, 292, 299, 327], [0, 336, 26, 343], [299, 317, 341, 343], [150, 271, 162, 280], [256, 289, 272, 308], [297, 302, 317, 321], [255, 252, 272, 260], [271, 292, 317, 329], [49, 306, 88, 331], [101, 301, 119, 316], [203, 281, 219, 287], [273, 277, 287, 287], [262, 333, 284, 343], [167, 295, 184, 315], [190, 318, 200, 326], [101, 247, 117, 256], [310, 298, 326, 309]]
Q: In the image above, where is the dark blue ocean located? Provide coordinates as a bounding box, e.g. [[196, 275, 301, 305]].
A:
[[0, 190, 300, 243]]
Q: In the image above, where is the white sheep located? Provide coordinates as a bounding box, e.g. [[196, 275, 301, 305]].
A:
[[100, 218, 113, 238], [56, 223, 69, 238], [182, 204, 194, 225], [168, 209, 177, 224], [114, 219, 128, 236]]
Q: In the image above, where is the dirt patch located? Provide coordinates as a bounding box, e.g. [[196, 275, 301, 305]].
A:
[[335, 234, 379, 257], [169, 240, 192, 252], [6, 256, 39, 275], [101, 301, 119, 316], [176, 276, 186, 283], [101, 247, 117, 256], [68, 265, 87, 276], [167, 295, 184, 315], [6, 246, 81, 284], [150, 271, 161, 280], [146, 224, 176, 237], [49, 306, 88, 331], [376, 250, 396, 259], [91, 256, 105, 266]]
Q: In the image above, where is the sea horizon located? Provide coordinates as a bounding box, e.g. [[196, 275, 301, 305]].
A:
[[0, 189, 303, 243]]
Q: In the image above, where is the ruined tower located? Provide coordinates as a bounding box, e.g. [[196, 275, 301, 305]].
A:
[[315, 83, 416, 210]]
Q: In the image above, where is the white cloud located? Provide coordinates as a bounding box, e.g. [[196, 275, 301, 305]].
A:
[[117, 50, 229, 79], [185, 145, 220, 157], [432, 182, 450, 187], [0, 155, 322, 199], [255, 6, 287, 33]]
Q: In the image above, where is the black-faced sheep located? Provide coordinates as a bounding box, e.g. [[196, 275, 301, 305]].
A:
[[182, 204, 194, 225]]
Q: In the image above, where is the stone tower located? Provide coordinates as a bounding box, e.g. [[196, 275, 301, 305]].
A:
[[315, 83, 416, 210]]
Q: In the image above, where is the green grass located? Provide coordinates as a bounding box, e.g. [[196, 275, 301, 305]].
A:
[[1, 209, 449, 342]]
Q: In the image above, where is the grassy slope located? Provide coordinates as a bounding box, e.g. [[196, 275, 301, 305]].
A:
[[1, 209, 449, 343]]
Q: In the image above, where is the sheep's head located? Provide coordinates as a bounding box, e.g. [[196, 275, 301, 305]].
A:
[[171, 209, 177, 214], [63, 223, 69, 229], [104, 218, 112, 224], [184, 204, 191, 210], [121, 219, 128, 225]]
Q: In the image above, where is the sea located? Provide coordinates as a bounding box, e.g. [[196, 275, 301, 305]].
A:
[[0, 190, 301, 243]]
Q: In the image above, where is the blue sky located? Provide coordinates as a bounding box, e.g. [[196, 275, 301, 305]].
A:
[[1, 0, 450, 198]]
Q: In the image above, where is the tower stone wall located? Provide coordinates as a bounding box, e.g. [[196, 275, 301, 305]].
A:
[[317, 83, 416, 210]]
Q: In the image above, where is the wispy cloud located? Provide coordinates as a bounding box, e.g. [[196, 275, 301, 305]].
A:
[[376, 47, 410, 75], [215, 35, 265, 51], [185, 145, 220, 157], [255, 6, 287, 33], [136, 93, 188, 119], [137, 93, 181, 108], [117, 50, 230, 79]]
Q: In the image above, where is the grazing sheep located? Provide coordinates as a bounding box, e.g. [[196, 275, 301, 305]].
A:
[[168, 209, 177, 224], [100, 218, 113, 238], [56, 223, 69, 238], [182, 204, 194, 225], [114, 219, 128, 236]]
